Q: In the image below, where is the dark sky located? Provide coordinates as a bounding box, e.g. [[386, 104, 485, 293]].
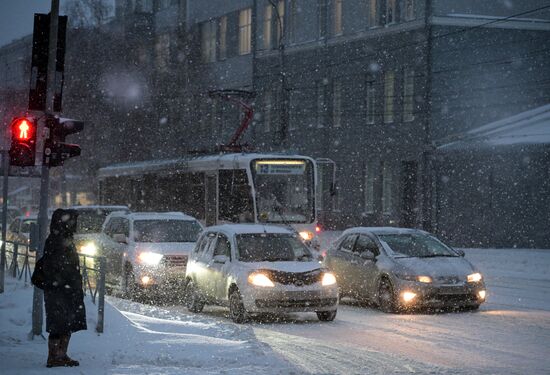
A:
[[0, 0, 55, 47]]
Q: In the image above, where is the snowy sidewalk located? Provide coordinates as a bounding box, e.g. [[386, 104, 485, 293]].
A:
[[0, 278, 300, 375]]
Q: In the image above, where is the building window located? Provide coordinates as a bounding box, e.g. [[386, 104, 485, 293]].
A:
[[366, 80, 375, 124], [317, 81, 326, 128], [403, 68, 415, 122], [333, 79, 342, 128], [365, 162, 376, 213], [201, 20, 217, 63], [263, 5, 273, 50], [334, 0, 343, 36], [382, 162, 392, 214], [386, 0, 397, 24], [276, 0, 285, 46], [384, 71, 394, 124], [264, 91, 272, 132], [155, 34, 170, 70], [369, 0, 378, 27], [404, 0, 415, 21], [239, 8, 252, 55], [219, 16, 227, 60]]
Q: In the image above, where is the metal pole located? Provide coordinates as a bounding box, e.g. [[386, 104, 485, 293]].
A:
[[96, 257, 106, 334], [0, 150, 9, 293], [31, 0, 59, 338]]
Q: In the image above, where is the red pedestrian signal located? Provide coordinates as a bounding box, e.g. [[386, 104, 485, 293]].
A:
[[9, 117, 38, 167]]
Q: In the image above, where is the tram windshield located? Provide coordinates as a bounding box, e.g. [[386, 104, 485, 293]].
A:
[[251, 159, 315, 224]]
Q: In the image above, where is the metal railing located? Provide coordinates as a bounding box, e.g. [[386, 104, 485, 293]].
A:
[[3, 240, 106, 333]]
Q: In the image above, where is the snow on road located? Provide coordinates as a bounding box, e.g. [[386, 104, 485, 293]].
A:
[[0, 279, 299, 374], [1, 248, 549, 374]]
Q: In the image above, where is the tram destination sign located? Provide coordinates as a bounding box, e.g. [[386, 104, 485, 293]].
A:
[[255, 160, 306, 175]]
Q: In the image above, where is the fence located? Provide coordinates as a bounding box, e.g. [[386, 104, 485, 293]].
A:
[[3, 240, 106, 333]]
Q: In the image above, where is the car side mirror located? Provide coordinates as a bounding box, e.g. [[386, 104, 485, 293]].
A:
[[454, 249, 465, 257], [113, 233, 127, 244], [360, 250, 376, 261], [213, 254, 229, 264]]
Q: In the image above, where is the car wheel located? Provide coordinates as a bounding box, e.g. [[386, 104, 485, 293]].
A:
[[378, 279, 397, 313], [229, 289, 248, 324], [186, 281, 204, 313], [317, 310, 337, 322]]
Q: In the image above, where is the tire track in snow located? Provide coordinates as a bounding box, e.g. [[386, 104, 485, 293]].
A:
[[252, 327, 455, 375]]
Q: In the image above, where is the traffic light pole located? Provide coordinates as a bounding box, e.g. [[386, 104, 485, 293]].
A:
[[31, 0, 59, 338], [0, 150, 9, 293]]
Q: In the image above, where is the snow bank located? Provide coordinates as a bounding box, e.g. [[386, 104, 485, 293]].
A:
[[0, 278, 298, 374]]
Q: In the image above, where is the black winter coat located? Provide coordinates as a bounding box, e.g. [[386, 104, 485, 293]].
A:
[[42, 209, 87, 335]]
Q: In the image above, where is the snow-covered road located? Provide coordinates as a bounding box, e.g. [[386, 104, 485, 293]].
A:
[[161, 248, 550, 374], [1, 248, 548, 374], [237, 248, 550, 374]]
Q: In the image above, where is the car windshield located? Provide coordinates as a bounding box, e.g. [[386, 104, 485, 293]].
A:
[[76, 209, 127, 234], [133, 219, 202, 243], [377, 233, 458, 258], [236, 233, 313, 262]]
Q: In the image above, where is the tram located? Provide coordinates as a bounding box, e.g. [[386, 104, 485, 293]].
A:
[[97, 153, 319, 241]]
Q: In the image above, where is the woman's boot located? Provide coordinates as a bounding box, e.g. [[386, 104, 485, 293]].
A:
[[46, 337, 65, 367], [59, 334, 79, 367]]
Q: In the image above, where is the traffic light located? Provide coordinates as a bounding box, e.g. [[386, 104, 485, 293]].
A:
[[9, 116, 38, 167], [44, 115, 84, 167]]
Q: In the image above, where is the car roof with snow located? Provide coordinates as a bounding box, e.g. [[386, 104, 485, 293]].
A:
[[69, 205, 129, 211], [108, 211, 200, 222], [205, 224, 294, 236], [342, 227, 430, 236]]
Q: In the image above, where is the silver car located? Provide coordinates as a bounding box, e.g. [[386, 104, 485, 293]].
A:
[[325, 227, 486, 312], [185, 224, 339, 323]]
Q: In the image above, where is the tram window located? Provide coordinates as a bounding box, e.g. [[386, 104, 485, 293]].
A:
[[219, 169, 254, 223]]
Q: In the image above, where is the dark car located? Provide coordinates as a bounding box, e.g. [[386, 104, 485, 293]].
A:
[[324, 227, 486, 312]]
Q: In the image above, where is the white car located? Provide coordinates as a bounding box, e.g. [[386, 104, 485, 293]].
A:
[[185, 224, 339, 323], [99, 212, 203, 296]]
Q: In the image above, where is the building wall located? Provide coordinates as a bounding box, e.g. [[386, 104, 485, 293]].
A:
[[430, 25, 550, 141], [435, 145, 550, 248]]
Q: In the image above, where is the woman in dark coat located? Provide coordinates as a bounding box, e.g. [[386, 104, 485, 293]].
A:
[[42, 208, 87, 367]]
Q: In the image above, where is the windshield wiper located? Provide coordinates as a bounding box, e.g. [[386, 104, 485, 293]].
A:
[[418, 254, 457, 258], [296, 254, 312, 261]]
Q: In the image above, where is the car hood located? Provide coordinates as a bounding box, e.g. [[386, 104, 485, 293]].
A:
[[240, 261, 322, 274], [394, 256, 475, 279], [74, 233, 103, 243], [135, 242, 196, 256]]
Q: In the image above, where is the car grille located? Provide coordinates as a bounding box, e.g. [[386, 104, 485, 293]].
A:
[[264, 269, 323, 286], [434, 276, 464, 285], [162, 255, 188, 268], [256, 298, 337, 309]]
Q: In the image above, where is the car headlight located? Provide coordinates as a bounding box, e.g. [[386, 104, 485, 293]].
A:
[[299, 231, 314, 241], [467, 272, 483, 283], [79, 242, 97, 256], [248, 272, 275, 287], [401, 291, 417, 303], [138, 252, 163, 266], [321, 272, 337, 286], [417, 275, 432, 283]]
